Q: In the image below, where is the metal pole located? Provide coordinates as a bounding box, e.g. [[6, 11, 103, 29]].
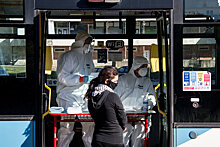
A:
[[126, 17, 135, 70], [169, 9, 175, 147]]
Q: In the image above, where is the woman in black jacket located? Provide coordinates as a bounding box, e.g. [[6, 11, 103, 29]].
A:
[[85, 66, 127, 147]]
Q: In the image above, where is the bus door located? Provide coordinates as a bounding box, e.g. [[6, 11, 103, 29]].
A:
[[131, 12, 169, 147], [44, 10, 171, 147], [36, 11, 50, 147], [173, 24, 220, 146], [45, 15, 129, 147], [156, 11, 169, 147]]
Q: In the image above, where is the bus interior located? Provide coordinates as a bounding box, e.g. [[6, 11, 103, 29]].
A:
[[43, 10, 169, 147]]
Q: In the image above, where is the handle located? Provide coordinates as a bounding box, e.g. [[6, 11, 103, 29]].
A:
[[155, 83, 167, 119], [42, 83, 52, 119]]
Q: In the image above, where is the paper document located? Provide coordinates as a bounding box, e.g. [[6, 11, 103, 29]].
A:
[[67, 106, 82, 114]]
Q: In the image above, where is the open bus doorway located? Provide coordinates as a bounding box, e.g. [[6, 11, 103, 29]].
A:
[[43, 10, 169, 147]]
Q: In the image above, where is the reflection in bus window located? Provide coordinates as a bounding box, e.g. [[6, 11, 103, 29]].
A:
[[136, 18, 157, 34], [183, 27, 214, 34], [0, 27, 25, 35], [48, 19, 126, 35], [183, 38, 216, 86], [185, 0, 220, 22], [0, 0, 24, 21], [0, 39, 26, 77]]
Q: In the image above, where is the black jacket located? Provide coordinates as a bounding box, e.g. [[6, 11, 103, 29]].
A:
[[88, 90, 127, 144]]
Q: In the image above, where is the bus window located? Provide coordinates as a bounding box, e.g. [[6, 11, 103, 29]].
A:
[[46, 38, 128, 85], [0, 39, 26, 77], [136, 18, 157, 34], [46, 38, 128, 106], [183, 38, 216, 86], [48, 19, 126, 35], [92, 39, 128, 76], [174, 36, 220, 122], [133, 39, 164, 86]]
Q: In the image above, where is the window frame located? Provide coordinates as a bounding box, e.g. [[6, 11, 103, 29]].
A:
[[0, 25, 27, 78]]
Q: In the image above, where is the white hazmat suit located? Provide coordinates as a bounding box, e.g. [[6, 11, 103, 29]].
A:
[[56, 31, 95, 147], [114, 56, 156, 147]]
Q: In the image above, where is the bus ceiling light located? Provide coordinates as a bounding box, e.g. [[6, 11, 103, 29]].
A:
[[88, 0, 104, 2], [185, 17, 207, 21], [88, 0, 121, 3], [105, 0, 121, 3]]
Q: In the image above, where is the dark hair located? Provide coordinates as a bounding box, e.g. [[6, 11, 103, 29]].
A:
[[85, 66, 118, 99]]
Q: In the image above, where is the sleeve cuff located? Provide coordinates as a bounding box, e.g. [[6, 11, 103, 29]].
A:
[[79, 76, 83, 83]]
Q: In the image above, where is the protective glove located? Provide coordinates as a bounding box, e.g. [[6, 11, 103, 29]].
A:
[[79, 75, 94, 83], [147, 94, 156, 109]]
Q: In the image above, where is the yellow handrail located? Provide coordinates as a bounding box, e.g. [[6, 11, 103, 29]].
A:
[[155, 83, 167, 119], [42, 83, 51, 119]]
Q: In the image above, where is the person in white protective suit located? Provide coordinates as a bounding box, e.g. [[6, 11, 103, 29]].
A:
[[114, 56, 156, 147], [56, 31, 95, 147]]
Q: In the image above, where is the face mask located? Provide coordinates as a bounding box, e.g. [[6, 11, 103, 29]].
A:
[[88, 44, 94, 52], [138, 68, 148, 77], [83, 44, 89, 54], [107, 80, 118, 90], [83, 44, 93, 54]]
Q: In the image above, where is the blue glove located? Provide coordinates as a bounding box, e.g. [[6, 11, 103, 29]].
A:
[[83, 75, 94, 83]]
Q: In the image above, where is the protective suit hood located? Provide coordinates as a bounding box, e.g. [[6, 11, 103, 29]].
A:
[[114, 56, 156, 110], [71, 31, 93, 53], [129, 56, 149, 77], [91, 84, 114, 110]]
